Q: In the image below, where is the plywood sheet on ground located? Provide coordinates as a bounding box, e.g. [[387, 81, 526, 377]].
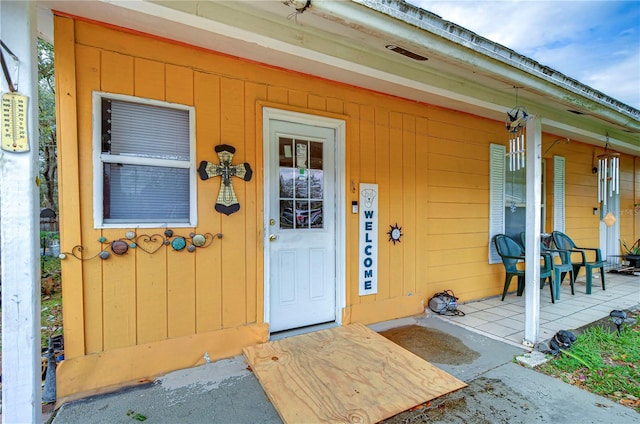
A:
[[243, 323, 467, 423]]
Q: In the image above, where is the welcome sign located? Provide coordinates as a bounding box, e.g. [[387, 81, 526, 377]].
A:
[[359, 183, 378, 296]]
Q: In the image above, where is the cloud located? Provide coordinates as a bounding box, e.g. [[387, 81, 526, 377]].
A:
[[407, 0, 640, 108]]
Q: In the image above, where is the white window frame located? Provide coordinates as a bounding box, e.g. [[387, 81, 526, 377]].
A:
[[92, 92, 197, 229]]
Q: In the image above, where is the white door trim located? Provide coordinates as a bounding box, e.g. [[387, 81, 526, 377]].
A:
[[262, 107, 346, 331]]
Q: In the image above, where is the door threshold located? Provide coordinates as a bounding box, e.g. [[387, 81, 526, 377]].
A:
[[269, 321, 338, 341]]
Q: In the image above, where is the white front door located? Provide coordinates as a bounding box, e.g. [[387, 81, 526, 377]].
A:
[[266, 118, 337, 333]]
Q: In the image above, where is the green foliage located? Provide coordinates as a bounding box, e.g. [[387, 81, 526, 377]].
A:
[[38, 38, 58, 212], [537, 314, 640, 411], [40, 230, 60, 241], [621, 240, 640, 255], [41, 256, 61, 279], [40, 256, 63, 346], [41, 291, 63, 345]]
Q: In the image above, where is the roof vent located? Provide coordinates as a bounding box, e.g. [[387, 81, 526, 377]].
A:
[[385, 44, 428, 61], [567, 109, 585, 115]]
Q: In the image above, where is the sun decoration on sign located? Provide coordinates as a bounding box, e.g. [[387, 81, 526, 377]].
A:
[[387, 223, 402, 245]]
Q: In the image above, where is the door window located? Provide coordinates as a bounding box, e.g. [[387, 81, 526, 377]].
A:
[[279, 137, 324, 230]]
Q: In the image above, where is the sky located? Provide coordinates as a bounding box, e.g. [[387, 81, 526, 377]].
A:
[[407, 0, 640, 109]]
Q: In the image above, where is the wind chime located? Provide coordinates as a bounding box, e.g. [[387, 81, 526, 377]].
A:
[[504, 89, 529, 213], [505, 105, 528, 172], [596, 134, 619, 206]]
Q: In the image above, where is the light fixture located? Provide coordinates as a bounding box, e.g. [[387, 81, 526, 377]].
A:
[[609, 310, 626, 335], [283, 0, 311, 13], [597, 133, 619, 206]]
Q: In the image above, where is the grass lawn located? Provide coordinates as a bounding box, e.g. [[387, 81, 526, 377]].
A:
[[536, 309, 640, 412]]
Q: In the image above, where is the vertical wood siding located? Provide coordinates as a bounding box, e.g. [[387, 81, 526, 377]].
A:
[[57, 16, 640, 364]]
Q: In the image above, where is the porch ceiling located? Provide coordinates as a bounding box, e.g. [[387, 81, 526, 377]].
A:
[[37, 0, 639, 153]]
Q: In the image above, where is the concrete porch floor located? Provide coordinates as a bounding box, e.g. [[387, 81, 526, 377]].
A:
[[437, 270, 640, 348]]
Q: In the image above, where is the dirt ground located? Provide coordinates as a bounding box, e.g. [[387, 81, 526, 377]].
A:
[[379, 325, 536, 424], [381, 376, 535, 424]]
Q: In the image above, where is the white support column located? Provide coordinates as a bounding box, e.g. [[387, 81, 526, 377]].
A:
[[523, 116, 542, 346], [0, 1, 42, 423]]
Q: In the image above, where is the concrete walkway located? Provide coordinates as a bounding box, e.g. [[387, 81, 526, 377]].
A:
[[50, 313, 639, 423]]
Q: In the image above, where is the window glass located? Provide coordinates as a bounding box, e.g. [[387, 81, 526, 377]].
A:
[[103, 164, 189, 222], [97, 95, 194, 227], [503, 158, 546, 243], [279, 137, 324, 230], [105, 99, 190, 160]]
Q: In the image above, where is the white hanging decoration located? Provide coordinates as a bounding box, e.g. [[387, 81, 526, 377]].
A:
[[596, 135, 619, 206]]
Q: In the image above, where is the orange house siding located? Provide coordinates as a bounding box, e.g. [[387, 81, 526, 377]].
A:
[[53, 15, 640, 399]]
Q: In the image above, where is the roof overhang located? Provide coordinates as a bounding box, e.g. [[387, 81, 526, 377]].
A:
[[37, 0, 639, 154]]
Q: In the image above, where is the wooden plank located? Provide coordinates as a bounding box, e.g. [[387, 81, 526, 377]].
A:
[[429, 169, 490, 190], [244, 82, 264, 324], [136, 247, 168, 344], [53, 16, 86, 358], [75, 42, 103, 352], [166, 64, 193, 105], [220, 77, 247, 328], [326, 97, 344, 114], [167, 247, 196, 338], [428, 153, 487, 175], [414, 117, 429, 298], [428, 186, 487, 204], [388, 112, 403, 299], [402, 114, 416, 296], [375, 107, 390, 301], [194, 71, 223, 333], [427, 218, 487, 235], [134, 58, 165, 101], [133, 56, 168, 345], [100, 49, 137, 350], [243, 323, 466, 424], [287, 88, 307, 108], [345, 103, 361, 309], [166, 65, 197, 338], [308, 94, 326, 111]]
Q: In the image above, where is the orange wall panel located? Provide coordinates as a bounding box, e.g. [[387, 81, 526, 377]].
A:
[[54, 15, 640, 398]]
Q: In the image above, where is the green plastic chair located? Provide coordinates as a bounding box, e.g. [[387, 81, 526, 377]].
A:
[[551, 231, 606, 294], [493, 234, 555, 303], [520, 232, 575, 300]]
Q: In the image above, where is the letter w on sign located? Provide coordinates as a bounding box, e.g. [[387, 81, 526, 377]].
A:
[[198, 144, 253, 215]]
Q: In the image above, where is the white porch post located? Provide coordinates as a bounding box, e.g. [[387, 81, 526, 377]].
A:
[[523, 116, 542, 345], [0, 1, 42, 423]]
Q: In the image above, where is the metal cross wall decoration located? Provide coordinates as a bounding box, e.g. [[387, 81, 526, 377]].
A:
[[198, 144, 253, 215]]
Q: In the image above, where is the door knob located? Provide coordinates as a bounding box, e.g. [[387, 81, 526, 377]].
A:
[[269, 234, 277, 242]]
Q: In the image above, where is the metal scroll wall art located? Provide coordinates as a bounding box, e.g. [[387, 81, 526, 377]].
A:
[[59, 230, 222, 261], [198, 144, 253, 215]]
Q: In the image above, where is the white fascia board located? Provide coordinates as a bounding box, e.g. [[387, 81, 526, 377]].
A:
[[56, 1, 638, 147], [350, 0, 639, 121], [95, 0, 508, 114]]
